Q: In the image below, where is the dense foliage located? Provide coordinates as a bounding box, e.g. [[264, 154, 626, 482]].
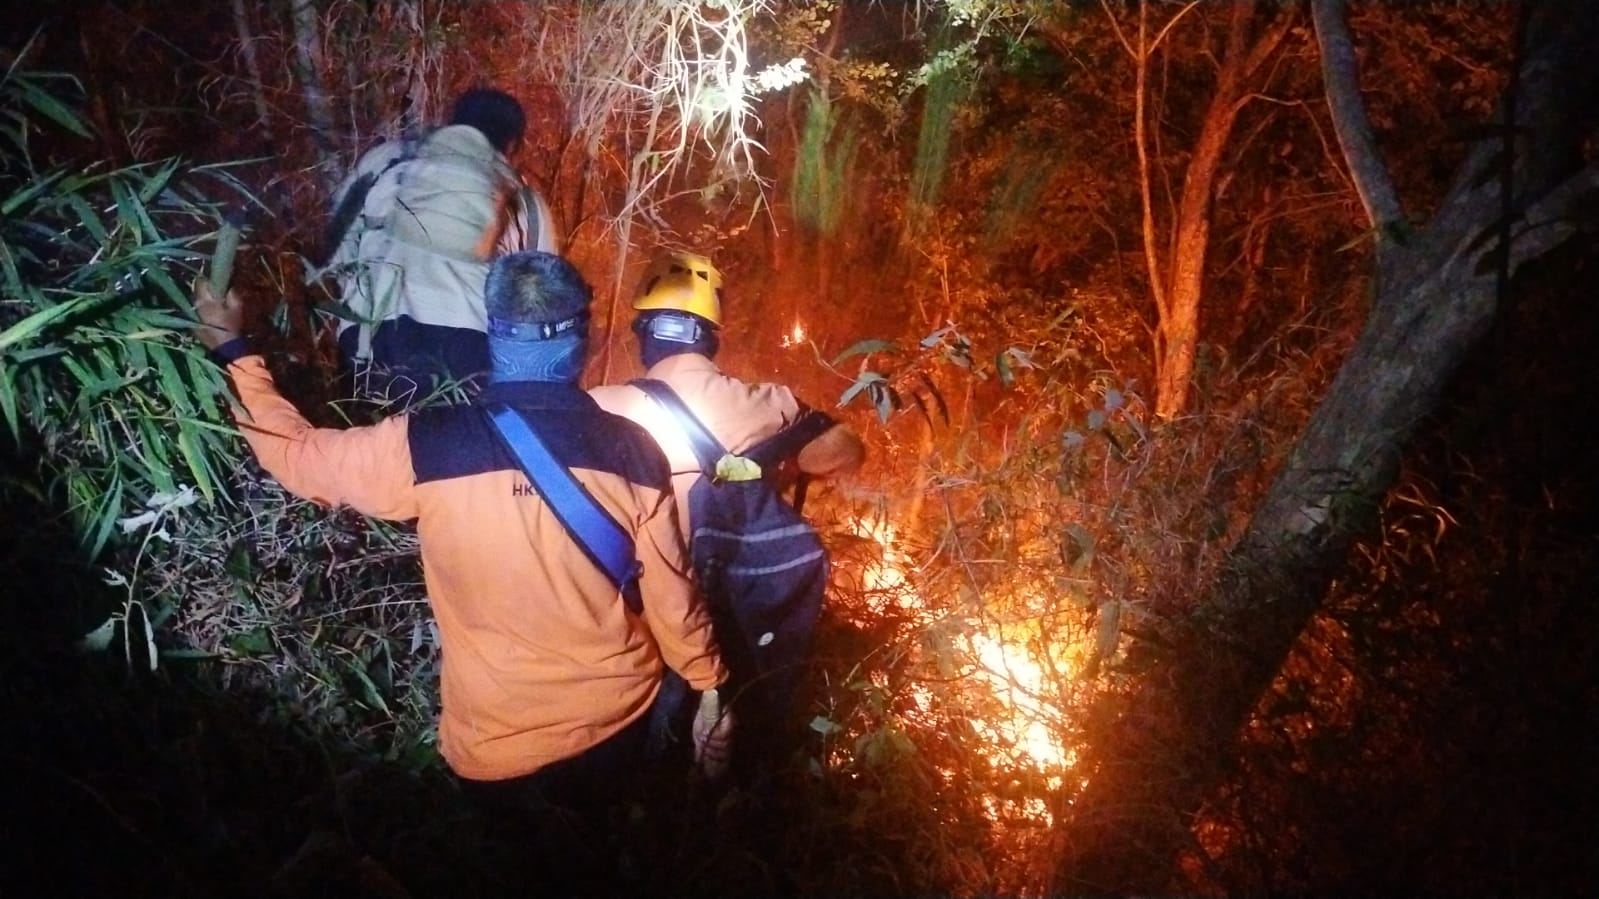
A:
[[1, 3, 1593, 896]]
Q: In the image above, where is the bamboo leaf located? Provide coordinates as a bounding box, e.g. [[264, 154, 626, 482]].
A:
[[0, 360, 18, 441], [87, 478, 124, 560], [64, 192, 108, 244], [14, 75, 91, 137], [186, 352, 221, 421], [0, 298, 84, 352], [135, 158, 181, 206], [1096, 599, 1123, 663], [136, 601, 158, 671], [348, 661, 392, 714], [871, 382, 897, 423], [917, 373, 949, 424], [175, 421, 213, 501], [160, 647, 222, 661], [1, 169, 67, 217]]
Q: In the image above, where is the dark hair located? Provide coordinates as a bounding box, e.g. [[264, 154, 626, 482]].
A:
[[449, 87, 526, 153], [485, 251, 592, 324]]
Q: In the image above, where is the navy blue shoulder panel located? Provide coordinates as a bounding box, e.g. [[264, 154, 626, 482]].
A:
[[408, 394, 672, 491]]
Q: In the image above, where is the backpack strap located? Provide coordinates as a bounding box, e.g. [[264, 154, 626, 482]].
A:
[[320, 140, 417, 268], [632, 379, 840, 478], [483, 404, 644, 615], [631, 378, 728, 475], [744, 406, 839, 471]]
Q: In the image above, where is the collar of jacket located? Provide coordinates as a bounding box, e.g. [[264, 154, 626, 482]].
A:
[[646, 351, 720, 378], [422, 123, 504, 166], [476, 379, 593, 410]]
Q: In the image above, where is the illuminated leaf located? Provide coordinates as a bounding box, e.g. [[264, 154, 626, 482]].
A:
[[79, 616, 118, 653], [832, 339, 898, 365], [839, 370, 886, 407], [0, 298, 85, 352], [348, 660, 392, 715], [1062, 523, 1095, 572], [871, 382, 897, 423], [810, 716, 842, 736], [715, 453, 762, 482], [1096, 599, 1123, 663], [135, 601, 157, 672]]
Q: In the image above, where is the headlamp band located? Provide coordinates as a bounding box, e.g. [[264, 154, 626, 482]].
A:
[[488, 313, 588, 342], [639, 311, 709, 344]]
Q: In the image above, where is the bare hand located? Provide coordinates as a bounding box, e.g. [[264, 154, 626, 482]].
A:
[[193, 280, 245, 350]]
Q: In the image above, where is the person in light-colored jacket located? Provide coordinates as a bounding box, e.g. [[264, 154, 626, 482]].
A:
[[326, 87, 559, 403]]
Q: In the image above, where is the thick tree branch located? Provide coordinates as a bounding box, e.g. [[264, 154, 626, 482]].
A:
[[1506, 160, 1599, 271], [1241, 2, 1297, 84], [1312, 0, 1404, 236]]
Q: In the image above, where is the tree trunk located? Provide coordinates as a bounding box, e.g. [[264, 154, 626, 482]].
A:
[[1055, 0, 1599, 892], [230, 0, 275, 146], [288, 0, 340, 193], [1152, 3, 1294, 418]]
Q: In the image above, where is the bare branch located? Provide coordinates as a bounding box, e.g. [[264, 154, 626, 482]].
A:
[[1311, 0, 1404, 235], [1506, 160, 1599, 273]]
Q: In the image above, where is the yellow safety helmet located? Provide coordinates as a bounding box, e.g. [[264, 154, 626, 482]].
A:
[[632, 252, 723, 327]]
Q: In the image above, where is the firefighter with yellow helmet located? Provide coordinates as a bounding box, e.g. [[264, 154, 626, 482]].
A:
[[629, 251, 726, 357], [590, 250, 865, 778], [594, 250, 862, 529]]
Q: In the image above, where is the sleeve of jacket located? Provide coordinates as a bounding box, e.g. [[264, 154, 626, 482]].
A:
[[797, 421, 866, 478], [226, 355, 420, 521], [633, 484, 726, 691]]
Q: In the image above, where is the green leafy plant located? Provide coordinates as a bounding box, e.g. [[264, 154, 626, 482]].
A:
[[1, 63, 252, 561]]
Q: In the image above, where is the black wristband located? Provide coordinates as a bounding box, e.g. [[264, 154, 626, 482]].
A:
[[209, 336, 253, 366]]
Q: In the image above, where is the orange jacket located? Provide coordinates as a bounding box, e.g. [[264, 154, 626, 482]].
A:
[[589, 353, 805, 532], [224, 354, 725, 780]]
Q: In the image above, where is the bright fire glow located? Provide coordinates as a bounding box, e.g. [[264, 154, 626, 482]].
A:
[[780, 319, 806, 348], [846, 517, 1082, 814], [971, 632, 1077, 772]]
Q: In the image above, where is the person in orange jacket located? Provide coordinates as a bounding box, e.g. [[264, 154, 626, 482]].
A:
[[195, 250, 728, 891], [590, 251, 864, 772]]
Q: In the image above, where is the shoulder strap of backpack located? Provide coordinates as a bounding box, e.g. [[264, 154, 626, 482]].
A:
[[483, 404, 644, 614], [630, 378, 727, 475], [319, 137, 419, 267]]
